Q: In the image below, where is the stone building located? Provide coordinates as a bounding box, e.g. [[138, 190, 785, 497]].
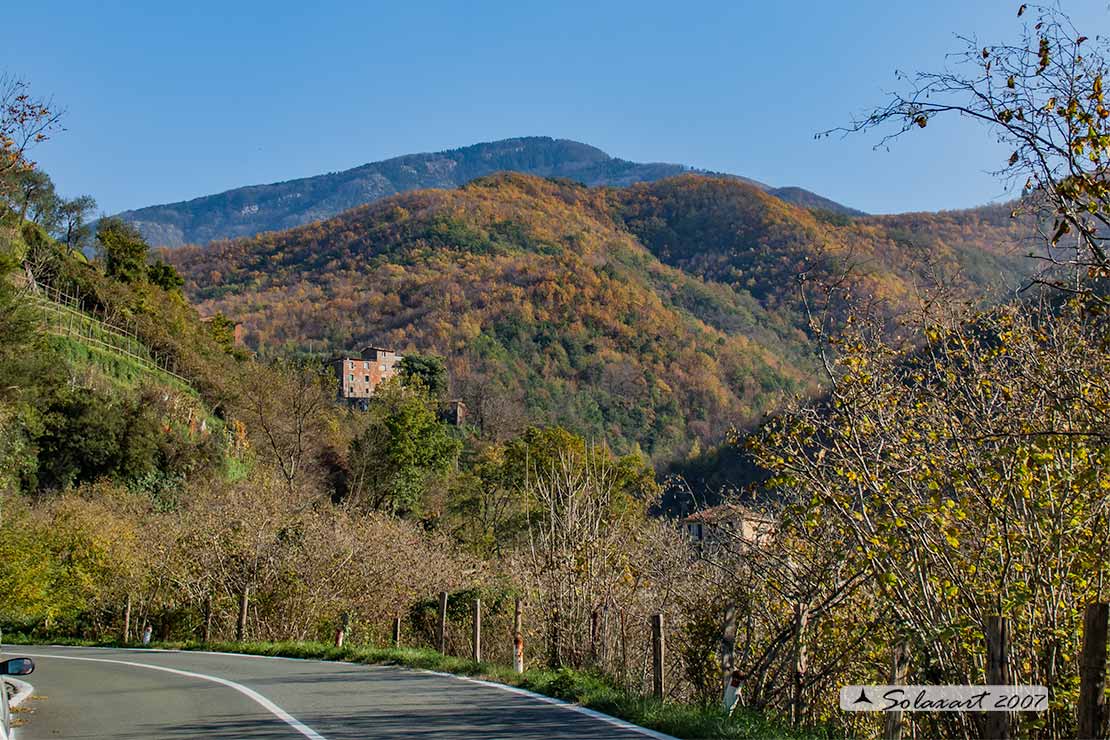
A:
[[332, 346, 402, 406], [682, 504, 774, 548]]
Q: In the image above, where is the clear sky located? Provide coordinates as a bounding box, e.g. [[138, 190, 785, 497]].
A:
[[5, 1, 1107, 216]]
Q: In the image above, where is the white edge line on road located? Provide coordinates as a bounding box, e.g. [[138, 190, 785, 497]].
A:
[[419, 669, 680, 740], [22, 646, 679, 740], [15, 652, 327, 740]]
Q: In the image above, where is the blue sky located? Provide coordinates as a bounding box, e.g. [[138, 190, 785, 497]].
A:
[[5, 1, 1107, 216]]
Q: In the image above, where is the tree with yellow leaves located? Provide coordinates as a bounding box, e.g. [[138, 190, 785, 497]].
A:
[[830, 4, 1110, 296], [748, 293, 1108, 738]]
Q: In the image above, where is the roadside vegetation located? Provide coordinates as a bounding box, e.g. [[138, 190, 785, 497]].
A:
[[1, 6, 1108, 740], [2, 635, 824, 740]]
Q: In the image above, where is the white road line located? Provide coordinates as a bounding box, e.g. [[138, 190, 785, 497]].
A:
[[17, 652, 327, 740], [24, 646, 679, 740], [419, 670, 679, 740]]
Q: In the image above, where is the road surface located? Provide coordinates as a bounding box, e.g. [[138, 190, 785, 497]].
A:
[[8, 646, 668, 739]]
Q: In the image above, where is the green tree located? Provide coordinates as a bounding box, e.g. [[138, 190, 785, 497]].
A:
[[97, 217, 149, 283], [33, 390, 166, 492], [8, 168, 57, 226], [399, 354, 448, 397], [147, 259, 184, 292], [0, 253, 61, 500], [54, 194, 97, 252], [347, 382, 461, 515]]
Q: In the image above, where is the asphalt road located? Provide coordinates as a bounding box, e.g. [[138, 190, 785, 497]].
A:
[[8, 646, 668, 740]]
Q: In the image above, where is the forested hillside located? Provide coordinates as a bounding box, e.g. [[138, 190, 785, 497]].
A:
[[117, 137, 862, 247], [2, 169, 711, 722], [614, 176, 1027, 315], [8, 6, 1110, 738], [170, 173, 1028, 464]]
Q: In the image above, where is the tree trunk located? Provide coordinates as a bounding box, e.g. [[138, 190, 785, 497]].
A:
[[549, 603, 562, 669], [335, 612, 350, 648], [590, 610, 599, 663], [619, 608, 628, 685]]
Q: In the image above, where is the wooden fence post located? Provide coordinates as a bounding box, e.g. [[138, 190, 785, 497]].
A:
[[513, 597, 524, 673], [392, 616, 402, 647], [203, 595, 213, 643], [335, 612, 349, 648], [123, 594, 132, 643], [720, 602, 738, 713], [590, 610, 599, 662], [984, 616, 1010, 740], [1080, 603, 1109, 740], [236, 586, 249, 642], [600, 605, 609, 666], [652, 613, 665, 701], [550, 604, 562, 669], [437, 591, 448, 654], [883, 640, 910, 740], [792, 603, 809, 726], [472, 598, 482, 663], [619, 608, 628, 686]]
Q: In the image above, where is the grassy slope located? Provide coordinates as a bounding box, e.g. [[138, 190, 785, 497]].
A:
[[4, 635, 833, 740], [47, 335, 191, 394], [5, 220, 237, 461]]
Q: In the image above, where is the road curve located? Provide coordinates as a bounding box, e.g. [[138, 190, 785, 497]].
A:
[[8, 645, 670, 739]]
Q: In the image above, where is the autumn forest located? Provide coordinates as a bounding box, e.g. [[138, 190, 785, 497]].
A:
[[169, 172, 1029, 468], [2, 5, 1109, 740]]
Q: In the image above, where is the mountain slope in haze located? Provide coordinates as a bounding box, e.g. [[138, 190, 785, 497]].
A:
[[119, 137, 863, 247], [168, 173, 1026, 464]]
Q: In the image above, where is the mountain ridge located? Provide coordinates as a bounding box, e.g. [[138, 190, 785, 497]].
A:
[[119, 137, 864, 247]]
